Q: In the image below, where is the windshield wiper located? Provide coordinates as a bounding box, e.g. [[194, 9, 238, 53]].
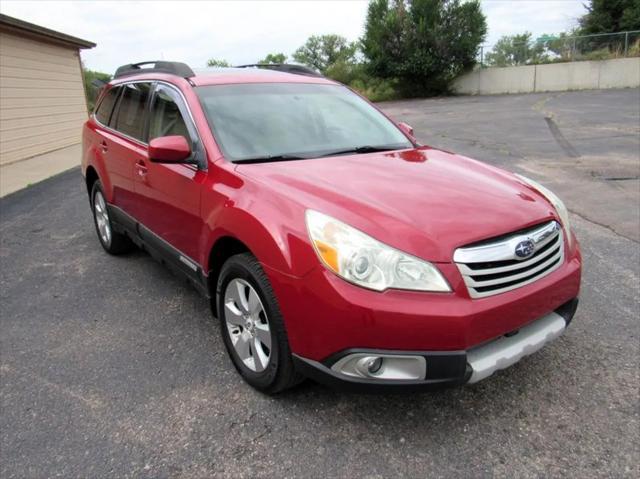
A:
[[236, 144, 407, 163], [235, 154, 311, 164], [318, 145, 405, 157]]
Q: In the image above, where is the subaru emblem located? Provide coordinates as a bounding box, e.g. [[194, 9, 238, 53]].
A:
[[515, 239, 535, 259]]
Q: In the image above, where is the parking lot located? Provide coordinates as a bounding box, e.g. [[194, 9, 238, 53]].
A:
[[1, 88, 638, 478]]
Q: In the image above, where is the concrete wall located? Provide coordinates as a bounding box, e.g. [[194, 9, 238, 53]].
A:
[[454, 57, 640, 95]]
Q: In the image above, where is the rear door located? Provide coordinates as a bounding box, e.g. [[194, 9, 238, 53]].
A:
[[92, 86, 126, 203], [130, 82, 206, 265], [102, 82, 152, 214]]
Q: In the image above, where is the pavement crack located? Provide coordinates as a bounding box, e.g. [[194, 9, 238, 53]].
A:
[[569, 209, 640, 245], [532, 93, 561, 114], [603, 176, 639, 181], [544, 116, 581, 158], [532, 92, 581, 159]]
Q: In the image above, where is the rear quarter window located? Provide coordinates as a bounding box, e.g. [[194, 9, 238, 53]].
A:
[[94, 87, 120, 126], [113, 83, 151, 141]]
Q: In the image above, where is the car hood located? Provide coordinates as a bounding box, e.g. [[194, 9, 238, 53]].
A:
[[235, 147, 557, 262]]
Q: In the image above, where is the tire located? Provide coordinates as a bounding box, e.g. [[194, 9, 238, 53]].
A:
[[217, 253, 302, 394], [90, 181, 134, 255]]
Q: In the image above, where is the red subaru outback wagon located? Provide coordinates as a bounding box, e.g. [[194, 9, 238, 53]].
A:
[[82, 61, 581, 393]]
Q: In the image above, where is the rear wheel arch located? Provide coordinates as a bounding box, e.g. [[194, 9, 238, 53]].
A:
[[84, 157, 113, 203], [85, 166, 99, 199]]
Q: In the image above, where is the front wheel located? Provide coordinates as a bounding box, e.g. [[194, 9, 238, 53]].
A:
[[218, 253, 302, 394]]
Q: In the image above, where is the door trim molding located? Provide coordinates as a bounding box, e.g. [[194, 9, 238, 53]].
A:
[[107, 203, 210, 298]]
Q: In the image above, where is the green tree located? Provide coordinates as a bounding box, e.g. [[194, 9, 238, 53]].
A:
[[258, 53, 287, 64], [537, 30, 582, 62], [362, 0, 487, 96], [325, 60, 366, 85], [485, 32, 547, 67], [292, 34, 357, 73], [82, 65, 111, 111], [579, 0, 640, 34], [206, 58, 231, 67]]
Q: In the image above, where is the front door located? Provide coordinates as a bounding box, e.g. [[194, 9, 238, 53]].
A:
[[130, 83, 206, 265]]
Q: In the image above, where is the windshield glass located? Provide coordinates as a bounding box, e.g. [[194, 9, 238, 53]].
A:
[[196, 83, 412, 162]]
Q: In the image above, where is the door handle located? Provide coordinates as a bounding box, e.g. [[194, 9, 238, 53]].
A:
[[135, 160, 148, 179], [100, 140, 108, 153]]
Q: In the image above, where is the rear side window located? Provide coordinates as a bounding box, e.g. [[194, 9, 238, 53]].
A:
[[113, 83, 151, 141], [148, 87, 191, 146], [94, 87, 120, 125]]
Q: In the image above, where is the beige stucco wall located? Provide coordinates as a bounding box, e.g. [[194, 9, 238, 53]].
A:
[[454, 57, 640, 95], [0, 30, 88, 166]]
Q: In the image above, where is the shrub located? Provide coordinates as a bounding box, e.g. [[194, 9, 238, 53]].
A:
[[362, 0, 487, 96], [349, 76, 400, 102], [324, 60, 366, 85], [628, 38, 640, 56], [321, 60, 399, 102], [206, 58, 231, 67]]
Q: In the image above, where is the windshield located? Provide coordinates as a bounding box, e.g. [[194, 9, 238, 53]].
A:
[[196, 83, 413, 162]]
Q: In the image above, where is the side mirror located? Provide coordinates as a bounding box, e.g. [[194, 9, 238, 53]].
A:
[[149, 135, 192, 163], [398, 122, 414, 138]]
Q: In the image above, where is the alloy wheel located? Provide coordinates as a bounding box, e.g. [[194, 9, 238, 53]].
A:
[[93, 190, 112, 246], [223, 278, 272, 372]]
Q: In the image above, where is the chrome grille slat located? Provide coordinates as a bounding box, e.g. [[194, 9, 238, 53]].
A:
[[454, 221, 565, 299], [471, 258, 562, 296], [453, 221, 560, 264], [464, 247, 563, 288], [457, 234, 560, 276]]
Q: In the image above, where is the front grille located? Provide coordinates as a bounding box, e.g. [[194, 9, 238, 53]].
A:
[[454, 221, 565, 298]]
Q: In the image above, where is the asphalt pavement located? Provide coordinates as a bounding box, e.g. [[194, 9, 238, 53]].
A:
[[1, 88, 638, 478]]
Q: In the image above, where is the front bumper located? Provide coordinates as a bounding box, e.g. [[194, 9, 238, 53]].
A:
[[266, 244, 581, 362], [293, 298, 578, 392]]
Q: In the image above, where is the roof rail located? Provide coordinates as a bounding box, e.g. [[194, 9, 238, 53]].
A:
[[234, 63, 322, 77], [114, 61, 195, 79]]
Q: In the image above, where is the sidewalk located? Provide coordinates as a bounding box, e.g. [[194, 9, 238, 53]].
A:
[[0, 143, 81, 197]]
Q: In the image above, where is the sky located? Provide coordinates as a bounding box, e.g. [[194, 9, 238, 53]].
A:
[[0, 0, 587, 73]]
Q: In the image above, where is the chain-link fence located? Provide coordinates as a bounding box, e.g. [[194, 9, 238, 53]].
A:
[[478, 30, 640, 68]]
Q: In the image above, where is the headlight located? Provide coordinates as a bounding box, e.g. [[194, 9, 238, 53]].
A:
[[515, 174, 573, 247], [305, 210, 451, 292]]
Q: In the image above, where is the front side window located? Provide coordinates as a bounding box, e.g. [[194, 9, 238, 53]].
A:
[[196, 83, 412, 161], [114, 82, 151, 141], [94, 86, 120, 126], [148, 86, 191, 146]]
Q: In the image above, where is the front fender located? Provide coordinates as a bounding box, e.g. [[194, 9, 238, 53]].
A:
[[200, 172, 317, 278]]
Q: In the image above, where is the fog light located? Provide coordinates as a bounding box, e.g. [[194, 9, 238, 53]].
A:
[[366, 356, 383, 374], [354, 356, 383, 377], [331, 353, 426, 380]]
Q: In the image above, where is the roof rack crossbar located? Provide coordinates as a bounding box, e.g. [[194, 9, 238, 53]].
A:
[[234, 63, 322, 78], [114, 61, 195, 79]]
